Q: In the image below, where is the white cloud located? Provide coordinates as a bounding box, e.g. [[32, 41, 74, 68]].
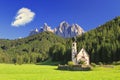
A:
[[11, 7, 35, 27]]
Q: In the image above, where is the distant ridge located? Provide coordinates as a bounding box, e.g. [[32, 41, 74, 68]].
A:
[[29, 21, 84, 38]]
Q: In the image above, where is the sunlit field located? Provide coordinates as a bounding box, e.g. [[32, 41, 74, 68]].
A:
[[0, 64, 120, 80]]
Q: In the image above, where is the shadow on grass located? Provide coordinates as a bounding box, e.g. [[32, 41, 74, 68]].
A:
[[35, 59, 60, 66], [36, 62, 59, 66]]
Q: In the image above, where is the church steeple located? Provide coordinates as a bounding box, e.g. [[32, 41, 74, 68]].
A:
[[72, 37, 77, 64]]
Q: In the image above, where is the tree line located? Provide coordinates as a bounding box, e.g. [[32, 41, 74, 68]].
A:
[[0, 16, 120, 64]]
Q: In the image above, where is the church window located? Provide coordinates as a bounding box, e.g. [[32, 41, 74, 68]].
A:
[[73, 44, 74, 46]]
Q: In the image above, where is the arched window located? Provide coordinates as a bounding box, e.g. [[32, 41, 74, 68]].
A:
[[73, 44, 74, 46]]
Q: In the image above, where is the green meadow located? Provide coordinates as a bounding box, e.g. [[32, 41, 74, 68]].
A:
[[0, 64, 120, 80]]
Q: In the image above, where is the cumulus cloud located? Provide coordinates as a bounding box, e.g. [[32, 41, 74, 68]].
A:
[[11, 7, 35, 27]]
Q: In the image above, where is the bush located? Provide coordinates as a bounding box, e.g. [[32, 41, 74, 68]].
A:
[[98, 62, 103, 66], [68, 61, 74, 66], [58, 64, 91, 71], [78, 60, 85, 65], [113, 61, 120, 65], [91, 63, 96, 67]]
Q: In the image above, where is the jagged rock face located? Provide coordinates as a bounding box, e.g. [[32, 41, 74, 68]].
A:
[[29, 28, 39, 36], [55, 21, 70, 38], [39, 23, 53, 32], [71, 24, 84, 37], [55, 21, 84, 38], [29, 23, 53, 36], [29, 21, 84, 38]]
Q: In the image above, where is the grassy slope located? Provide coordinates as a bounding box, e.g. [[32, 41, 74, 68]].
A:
[[0, 64, 120, 80]]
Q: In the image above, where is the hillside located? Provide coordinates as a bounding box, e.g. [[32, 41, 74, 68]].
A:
[[76, 16, 120, 63], [0, 32, 66, 64], [0, 17, 120, 64]]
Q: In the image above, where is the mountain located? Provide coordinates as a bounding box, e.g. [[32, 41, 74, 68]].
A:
[[29, 28, 39, 36], [29, 21, 84, 38], [29, 23, 53, 36], [55, 21, 84, 38], [39, 23, 54, 33], [0, 16, 120, 64]]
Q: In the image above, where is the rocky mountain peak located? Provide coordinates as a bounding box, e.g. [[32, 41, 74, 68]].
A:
[[60, 21, 69, 27], [55, 21, 84, 38], [35, 28, 39, 32], [29, 21, 84, 38], [29, 28, 39, 36], [39, 23, 54, 33], [43, 23, 53, 32]]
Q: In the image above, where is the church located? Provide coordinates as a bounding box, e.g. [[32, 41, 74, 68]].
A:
[[72, 41, 90, 65]]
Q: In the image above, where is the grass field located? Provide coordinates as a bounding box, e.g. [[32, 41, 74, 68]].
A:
[[0, 64, 120, 80]]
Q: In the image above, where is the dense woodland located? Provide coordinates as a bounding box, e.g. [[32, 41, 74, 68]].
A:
[[0, 16, 120, 64], [77, 16, 120, 64], [0, 32, 66, 64]]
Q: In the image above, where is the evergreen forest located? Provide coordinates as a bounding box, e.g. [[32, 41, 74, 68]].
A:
[[0, 16, 120, 64]]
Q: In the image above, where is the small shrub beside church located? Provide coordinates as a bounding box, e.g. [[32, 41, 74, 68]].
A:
[[68, 61, 74, 66]]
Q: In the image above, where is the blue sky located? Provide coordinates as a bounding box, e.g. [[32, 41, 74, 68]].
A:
[[0, 0, 120, 39]]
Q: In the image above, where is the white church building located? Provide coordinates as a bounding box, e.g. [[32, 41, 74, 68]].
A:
[[72, 41, 90, 65]]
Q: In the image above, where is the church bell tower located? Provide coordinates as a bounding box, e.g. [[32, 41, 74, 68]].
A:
[[72, 41, 77, 64]]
